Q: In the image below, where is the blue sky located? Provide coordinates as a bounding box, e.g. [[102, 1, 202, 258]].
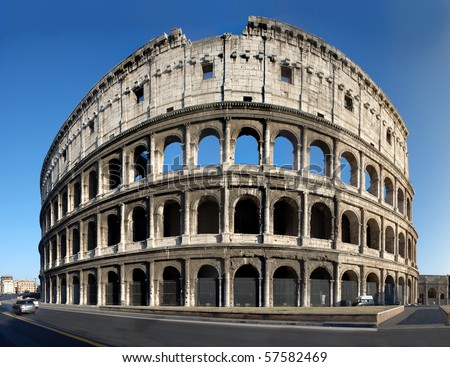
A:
[[0, 0, 449, 280]]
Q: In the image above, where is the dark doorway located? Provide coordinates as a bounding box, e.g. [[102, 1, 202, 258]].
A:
[[234, 265, 259, 307], [161, 267, 181, 306], [234, 198, 259, 234], [131, 269, 147, 306], [273, 266, 298, 306]]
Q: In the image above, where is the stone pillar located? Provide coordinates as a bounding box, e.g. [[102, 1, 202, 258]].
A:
[[96, 267, 102, 306], [56, 274, 61, 304], [148, 195, 154, 248], [264, 258, 272, 307], [149, 260, 155, 306], [184, 122, 192, 169], [360, 265, 366, 296], [333, 197, 340, 250], [122, 147, 129, 186], [359, 151, 365, 194], [332, 137, 339, 181], [221, 181, 230, 242], [263, 187, 270, 237], [330, 280, 335, 307], [300, 126, 308, 176], [379, 164, 384, 204], [149, 132, 156, 179], [301, 192, 309, 245], [333, 263, 340, 306], [120, 263, 126, 306], [184, 258, 191, 306], [67, 273, 72, 305], [79, 270, 85, 305], [302, 260, 309, 307], [263, 119, 271, 166], [120, 203, 126, 250], [359, 208, 365, 255], [223, 117, 231, 166], [224, 257, 231, 307], [380, 268, 385, 305], [97, 160, 104, 196], [380, 216, 385, 257], [394, 222, 399, 262], [182, 191, 190, 244]]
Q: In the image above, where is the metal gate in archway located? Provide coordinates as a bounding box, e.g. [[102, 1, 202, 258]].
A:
[[131, 281, 147, 306], [366, 282, 378, 304], [397, 285, 404, 305], [161, 280, 181, 306], [73, 282, 80, 305], [341, 280, 358, 305], [310, 279, 330, 306], [51, 282, 57, 303], [61, 282, 67, 304], [196, 278, 219, 306], [385, 283, 395, 305], [87, 282, 97, 305], [273, 278, 298, 306], [234, 278, 258, 307], [106, 282, 119, 305]]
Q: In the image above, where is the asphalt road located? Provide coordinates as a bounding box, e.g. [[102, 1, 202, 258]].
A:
[[1, 300, 450, 347]]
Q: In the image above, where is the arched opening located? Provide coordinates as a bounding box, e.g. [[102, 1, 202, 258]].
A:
[[163, 201, 181, 237], [366, 273, 379, 304], [133, 145, 148, 181], [385, 226, 395, 254], [310, 203, 332, 240], [45, 279, 50, 303], [428, 288, 437, 302], [383, 177, 394, 205], [87, 221, 97, 251], [60, 233, 67, 259], [72, 228, 80, 255], [341, 210, 358, 245], [163, 139, 183, 173], [73, 181, 82, 208], [406, 198, 412, 220], [234, 265, 259, 307], [384, 275, 395, 305], [60, 276, 67, 304], [51, 238, 57, 263], [398, 278, 405, 305], [274, 136, 294, 169], [407, 279, 412, 304], [106, 271, 120, 305], [340, 152, 358, 187], [366, 218, 380, 250], [72, 276, 80, 305], [107, 214, 120, 246], [132, 206, 147, 242], [407, 239, 412, 260], [51, 277, 57, 303], [161, 267, 181, 306], [53, 200, 59, 222], [273, 266, 298, 307], [62, 191, 68, 215], [198, 133, 220, 166], [365, 165, 378, 196], [108, 158, 121, 190], [235, 128, 260, 165], [196, 265, 219, 306], [234, 197, 260, 234], [341, 271, 358, 306], [273, 198, 298, 236], [397, 188, 405, 214], [310, 268, 331, 306], [309, 140, 330, 176], [131, 269, 147, 306], [87, 274, 97, 305], [440, 293, 445, 300], [197, 198, 220, 234], [88, 170, 98, 200], [398, 233, 405, 258]]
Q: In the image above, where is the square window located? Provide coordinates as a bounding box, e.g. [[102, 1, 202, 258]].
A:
[[386, 130, 392, 145], [281, 65, 292, 84], [243, 96, 252, 102], [202, 63, 214, 79], [344, 95, 353, 112], [134, 87, 144, 103]]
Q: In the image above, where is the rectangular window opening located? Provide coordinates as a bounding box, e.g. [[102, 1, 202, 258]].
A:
[[243, 96, 253, 102], [344, 95, 353, 112], [166, 107, 174, 113], [281, 65, 293, 84], [134, 87, 144, 103], [317, 113, 325, 119], [202, 62, 214, 79]]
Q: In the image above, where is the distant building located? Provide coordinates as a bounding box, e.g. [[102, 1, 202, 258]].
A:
[[418, 275, 449, 305], [14, 279, 38, 294], [0, 275, 15, 294]]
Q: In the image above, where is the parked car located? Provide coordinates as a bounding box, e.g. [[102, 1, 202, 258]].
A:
[[12, 299, 37, 315], [352, 295, 375, 306]]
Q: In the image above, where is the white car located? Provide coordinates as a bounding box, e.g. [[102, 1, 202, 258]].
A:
[[25, 297, 39, 308]]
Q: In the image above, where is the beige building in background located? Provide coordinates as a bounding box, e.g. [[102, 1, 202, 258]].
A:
[[0, 275, 15, 294], [15, 279, 38, 294]]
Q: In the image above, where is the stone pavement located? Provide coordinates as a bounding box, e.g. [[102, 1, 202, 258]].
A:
[[379, 306, 447, 329]]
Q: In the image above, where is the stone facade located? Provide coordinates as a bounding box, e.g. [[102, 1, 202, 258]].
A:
[[39, 16, 418, 307], [418, 275, 449, 305], [1, 275, 15, 294]]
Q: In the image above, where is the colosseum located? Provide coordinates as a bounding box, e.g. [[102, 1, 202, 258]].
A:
[[39, 16, 418, 308]]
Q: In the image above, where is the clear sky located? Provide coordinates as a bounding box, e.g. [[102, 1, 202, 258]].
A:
[[0, 0, 449, 280]]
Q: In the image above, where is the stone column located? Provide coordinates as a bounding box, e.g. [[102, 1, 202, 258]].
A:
[[360, 265, 366, 296], [96, 267, 102, 306], [379, 164, 384, 204], [120, 263, 126, 306], [221, 180, 230, 242], [120, 203, 126, 251], [359, 151, 365, 194], [394, 222, 399, 262], [380, 216, 385, 257], [182, 191, 190, 244], [56, 275, 60, 304], [301, 192, 309, 246], [264, 258, 272, 307], [79, 270, 85, 305], [380, 268, 385, 305], [183, 122, 192, 169], [300, 126, 308, 176], [333, 262, 340, 306], [97, 160, 104, 196], [333, 197, 340, 250], [302, 260, 309, 307], [263, 187, 270, 238], [330, 280, 335, 307], [358, 208, 367, 254], [149, 260, 155, 306], [224, 257, 231, 307], [223, 117, 231, 166], [149, 132, 156, 179], [263, 119, 271, 166], [184, 258, 191, 306], [332, 137, 339, 181], [148, 195, 154, 248]]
